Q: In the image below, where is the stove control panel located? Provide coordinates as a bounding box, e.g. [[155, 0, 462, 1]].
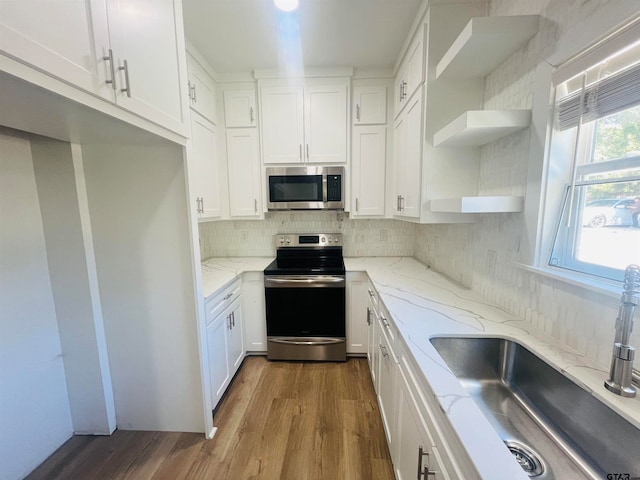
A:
[[275, 233, 343, 248]]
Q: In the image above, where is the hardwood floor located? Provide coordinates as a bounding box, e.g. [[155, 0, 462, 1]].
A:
[[26, 357, 395, 480]]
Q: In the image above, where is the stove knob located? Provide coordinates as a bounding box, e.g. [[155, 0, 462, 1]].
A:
[[334, 237, 340, 244], [328, 237, 332, 243], [321, 237, 326, 243], [279, 237, 285, 244], [285, 237, 291, 244]]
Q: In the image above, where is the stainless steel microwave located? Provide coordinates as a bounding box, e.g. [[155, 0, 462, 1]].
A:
[[266, 166, 344, 210]]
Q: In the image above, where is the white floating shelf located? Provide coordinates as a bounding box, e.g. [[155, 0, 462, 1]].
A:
[[436, 15, 539, 79], [430, 196, 524, 213], [433, 109, 531, 147]]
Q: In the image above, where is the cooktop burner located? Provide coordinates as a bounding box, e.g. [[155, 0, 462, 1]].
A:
[[264, 233, 345, 276]]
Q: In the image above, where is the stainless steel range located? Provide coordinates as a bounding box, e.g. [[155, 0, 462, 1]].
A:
[[263, 233, 346, 361]]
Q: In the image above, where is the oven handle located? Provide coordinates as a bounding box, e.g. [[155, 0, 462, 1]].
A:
[[269, 337, 345, 346], [264, 275, 345, 288]]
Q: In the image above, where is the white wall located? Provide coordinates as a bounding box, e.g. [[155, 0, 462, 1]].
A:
[[31, 138, 116, 435], [0, 128, 73, 480], [414, 0, 639, 369], [82, 142, 203, 432]]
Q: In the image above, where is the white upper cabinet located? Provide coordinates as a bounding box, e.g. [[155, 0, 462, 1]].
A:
[[304, 84, 348, 163], [1, 0, 187, 134], [393, 91, 423, 219], [224, 89, 257, 128], [187, 52, 217, 124], [260, 85, 305, 164], [394, 30, 425, 118], [352, 125, 386, 217], [226, 128, 262, 218], [190, 111, 221, 219], [106, 0, 186, 133], [0, 0, 113, 101], [353, 85, 387, 125], [260, 80, 349, 164]]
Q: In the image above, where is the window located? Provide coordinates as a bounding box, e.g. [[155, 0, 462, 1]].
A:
[[549, 39, 640, 282]]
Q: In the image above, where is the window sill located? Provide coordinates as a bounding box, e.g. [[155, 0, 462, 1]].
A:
[[517, 263, 622, 300]]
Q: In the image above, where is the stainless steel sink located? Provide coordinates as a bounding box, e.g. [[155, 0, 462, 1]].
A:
[[430, 337, 640, 479]]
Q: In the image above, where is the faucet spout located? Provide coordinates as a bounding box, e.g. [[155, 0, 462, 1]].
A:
[[605, 264, 639, 398]]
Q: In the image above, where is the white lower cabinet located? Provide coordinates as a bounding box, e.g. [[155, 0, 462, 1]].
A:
[[346, 272, 369, 354], [359, 277, 473, 480], [242, 272, 267, 352], [395, 356, 450, 480], [205, 280, 244, 410], [377, 318, 397, 447]]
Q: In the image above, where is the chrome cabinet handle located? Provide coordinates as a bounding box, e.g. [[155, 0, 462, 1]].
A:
[[299, 144, 302, 161], [231, 311, 235, 328], [227, 314, 231, 330], [366, 307, 371, 326], [381, 317, 390, 328], [306, 144, 309, 161], [379, 344, 388, 358], [417, 446, 429, 480], [119, 60, 131, 97], [254, 199, 258, 213], [367, 289, 375, 298], [356, 104, 360, 121], [191, 83, 197, 102], [402, 81, 407, 100], [397, 195, 402, 211], [103, 49, 116, 90], [223, 292, 234, 301], [355, 197, 359, 212], [250, 106, 254, 123]]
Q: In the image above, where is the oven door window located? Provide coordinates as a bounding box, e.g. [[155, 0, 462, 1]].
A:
[[265, 286, 345, 337], [269, 175, 323, 202]]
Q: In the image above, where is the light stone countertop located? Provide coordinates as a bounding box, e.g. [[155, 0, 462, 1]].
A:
[[201, 256, 640, 479]]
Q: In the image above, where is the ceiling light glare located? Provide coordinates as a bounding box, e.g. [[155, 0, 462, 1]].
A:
[[274, 0, 299, 12]]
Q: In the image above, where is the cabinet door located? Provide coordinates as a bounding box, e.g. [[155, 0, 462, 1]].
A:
[[242, 272, 267, 352], [224, 89, 257, 128], [260, 86, 304, 164], [346, 272, 368, 354], [304, 84, 348, 163], [395, 360, 450, 480], [352, 126, 386, 217], [226, 129, 262, 218], [369, 304, 380, 391], [227, 299, 244, 375], [0, 0, 113, 101], [394, 92, 422, 219], [187, 53, 216, 124], [190, 111, 221, 219], [378, 325, 397, 448], [353, 86, 387, 125], [207, 312, 230, 409], [106, 0, 185, 133], [405, 31, 425, 102]]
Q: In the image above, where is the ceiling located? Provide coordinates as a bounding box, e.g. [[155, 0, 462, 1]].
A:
[[182, 0, 423, 74]]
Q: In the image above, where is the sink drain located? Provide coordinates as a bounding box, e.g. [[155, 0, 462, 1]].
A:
[[505, 441, 545, 477]]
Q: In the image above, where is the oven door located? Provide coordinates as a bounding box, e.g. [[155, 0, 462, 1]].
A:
[[264, 274, 346, 361]]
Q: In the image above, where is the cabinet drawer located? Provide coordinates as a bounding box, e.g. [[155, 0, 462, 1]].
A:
[[205, 279, 241, 326]]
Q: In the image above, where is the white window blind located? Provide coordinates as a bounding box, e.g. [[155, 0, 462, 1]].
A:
[[558, 61, 640, 130]]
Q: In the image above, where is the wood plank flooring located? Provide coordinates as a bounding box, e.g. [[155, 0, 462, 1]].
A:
[[26, 357, 395, 480]]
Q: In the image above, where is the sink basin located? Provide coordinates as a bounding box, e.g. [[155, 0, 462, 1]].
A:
[[430, 337, 640, 479]]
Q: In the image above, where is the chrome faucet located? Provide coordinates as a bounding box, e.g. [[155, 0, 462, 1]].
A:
[[605, 264, 639, 398]]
